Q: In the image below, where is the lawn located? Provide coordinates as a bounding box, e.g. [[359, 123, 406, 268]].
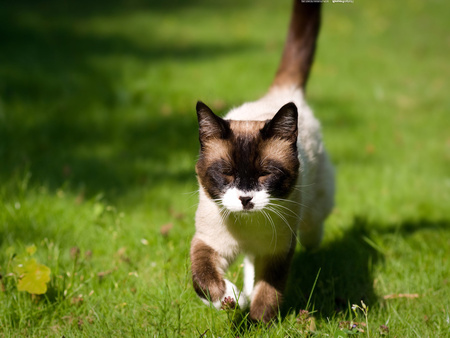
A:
[[0, 0, 449, 336]]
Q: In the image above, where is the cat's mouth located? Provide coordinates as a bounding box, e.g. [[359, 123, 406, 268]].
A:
[[223, 205, 261, 213], [232, 207, 260, 214]]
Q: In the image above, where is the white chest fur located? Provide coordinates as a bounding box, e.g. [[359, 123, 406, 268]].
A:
[[224, 200, 298, 256]]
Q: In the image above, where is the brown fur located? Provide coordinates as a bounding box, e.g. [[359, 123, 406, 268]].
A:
[[271, 1, 321, 90], [190, 238, 226, 301], [250, 244, 295, 322], [196, 103, 300, 201], [191, 1, 332, 324], [250, 281, 281, 322], [229, 120, 266, 135], [260, 139, 298, 168], [199, 140, 231, 165]]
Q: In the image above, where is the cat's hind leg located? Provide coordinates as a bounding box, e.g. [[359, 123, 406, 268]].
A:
[[190, 237, 248, 310], [299, 151, 335, 250]]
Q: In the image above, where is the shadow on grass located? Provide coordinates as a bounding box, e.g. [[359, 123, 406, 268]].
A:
[[282, 217, 450, 319], [283, 218, 381, 319], [0, 0, 260, 200]]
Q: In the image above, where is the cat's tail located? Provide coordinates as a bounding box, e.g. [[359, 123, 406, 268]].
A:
[[270, 1, 321, 92]]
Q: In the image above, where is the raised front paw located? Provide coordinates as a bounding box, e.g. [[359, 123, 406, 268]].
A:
[[199, 279, 249, 310]]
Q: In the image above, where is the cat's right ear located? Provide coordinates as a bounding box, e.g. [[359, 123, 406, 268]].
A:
[[196, 101, 230, 147], [261, 102, 298, 142]]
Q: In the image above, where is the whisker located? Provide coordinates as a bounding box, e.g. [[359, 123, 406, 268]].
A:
[[293, 182, 316, 189], [218, 206, 231, 224], [267, 165, 285, 175], [267, 210, 278, 252], [270, 197, 311, 210], [266, 206, 301, 245], [260, 210, 274, 251], [183, 190, 199, 197], [187, 203, 199, 211], [266, 202, 300, 218]]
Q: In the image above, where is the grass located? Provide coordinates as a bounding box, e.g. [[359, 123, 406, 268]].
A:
[[0, 0, 449, 336]]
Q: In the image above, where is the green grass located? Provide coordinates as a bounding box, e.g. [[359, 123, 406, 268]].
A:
[[1, 0, 449, 336]]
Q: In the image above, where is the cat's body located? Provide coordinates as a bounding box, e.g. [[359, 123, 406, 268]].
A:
[[191, 1, 334, 322]]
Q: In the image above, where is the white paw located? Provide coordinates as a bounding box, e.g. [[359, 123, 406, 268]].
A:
[[200, 279, 249, 310]]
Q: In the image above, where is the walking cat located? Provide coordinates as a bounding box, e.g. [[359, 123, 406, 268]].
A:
[[190, 1, 334, 322]]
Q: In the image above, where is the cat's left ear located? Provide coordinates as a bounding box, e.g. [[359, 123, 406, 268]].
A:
[[261, 102, 298, 142], [196, 101, 230, 147]]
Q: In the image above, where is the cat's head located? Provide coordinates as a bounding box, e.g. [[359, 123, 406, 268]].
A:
[[195, 101, 299, 212]]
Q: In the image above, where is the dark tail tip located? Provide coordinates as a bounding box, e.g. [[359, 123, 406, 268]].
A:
[[271, 1, 322, 92]]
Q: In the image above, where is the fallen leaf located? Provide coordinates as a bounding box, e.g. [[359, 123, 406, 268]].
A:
[[383, 293, 419, 299], [169, 208, 186, 220], [116, 247, 131, 264], [71, 294, 84, 305], [160, 223, 173, 237], [308, 316, 316, 332], [116, 247, 126, 257], [16, 259, 51, 294], [97, 267, 117, 280]]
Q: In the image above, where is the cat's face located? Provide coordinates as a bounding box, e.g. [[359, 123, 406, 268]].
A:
[[195, 102, 299, 212]]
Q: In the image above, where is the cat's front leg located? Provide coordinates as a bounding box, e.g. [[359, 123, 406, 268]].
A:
[[190, 237, 247, 309], [249, 251, 294, 323]]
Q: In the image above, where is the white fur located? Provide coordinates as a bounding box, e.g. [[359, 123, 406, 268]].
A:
[[194, 85, 335, 307], [201, 279, 249, 310], [222, 187, 270, 212], [196, 86, 334, 252], [243, 256, 255, 299]]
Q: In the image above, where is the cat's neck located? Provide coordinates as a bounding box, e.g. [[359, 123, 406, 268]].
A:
[[225, 86, 305, 121]]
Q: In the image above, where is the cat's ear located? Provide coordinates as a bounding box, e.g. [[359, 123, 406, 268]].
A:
[[261, 102, 298, 142], [196, 101, 230, 145]]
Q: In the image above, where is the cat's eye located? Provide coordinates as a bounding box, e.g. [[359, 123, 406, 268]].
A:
[[222, 170, 233, 177], [259, 171, 271, 177]]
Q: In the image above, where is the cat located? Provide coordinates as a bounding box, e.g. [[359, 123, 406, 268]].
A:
[[190, 1, 334, 323]]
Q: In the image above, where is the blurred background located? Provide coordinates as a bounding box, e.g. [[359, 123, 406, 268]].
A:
[[1, 0, 448, 213]]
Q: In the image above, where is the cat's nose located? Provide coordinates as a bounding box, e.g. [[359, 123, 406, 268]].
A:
[[239, 196, 253, 208]]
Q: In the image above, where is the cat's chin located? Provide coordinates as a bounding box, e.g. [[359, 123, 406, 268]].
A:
[[225, 207, 265, 215]]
